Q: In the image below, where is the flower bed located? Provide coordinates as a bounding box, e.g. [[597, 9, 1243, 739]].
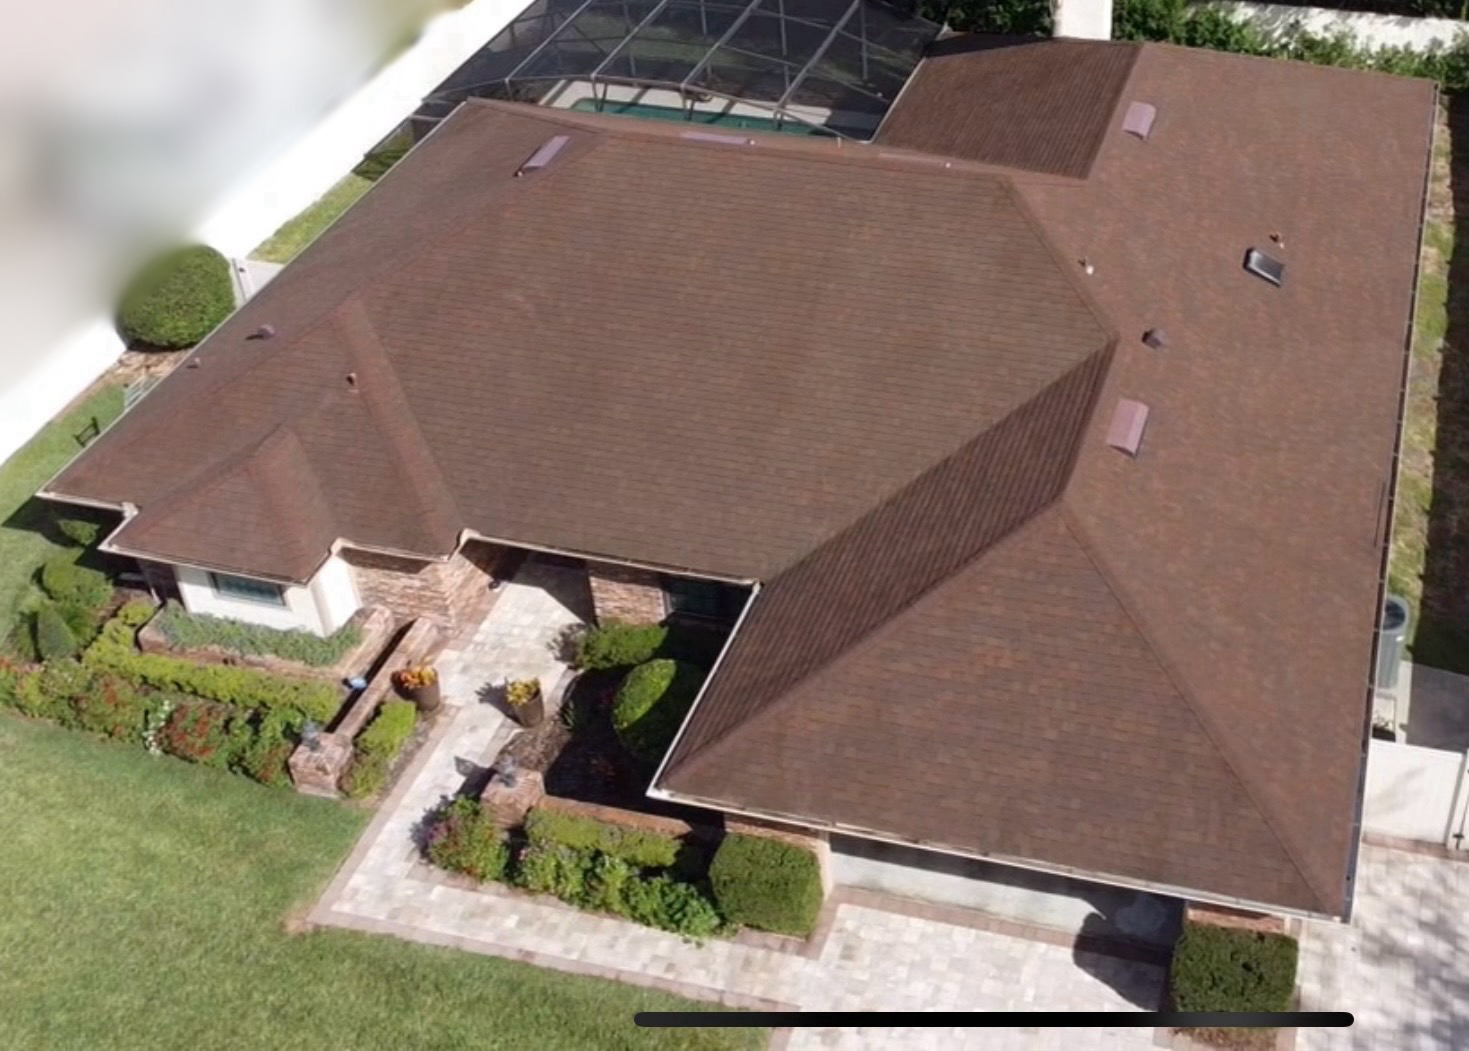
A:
[[151, 601, 363, 667], [0, 600, 352, 789], [342, 700, 418, 800]]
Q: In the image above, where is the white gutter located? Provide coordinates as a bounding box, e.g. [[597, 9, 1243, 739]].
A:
[[647, 580, 763, 793]]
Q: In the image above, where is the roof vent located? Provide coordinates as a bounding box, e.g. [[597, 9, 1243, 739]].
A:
[[680, 131, 753, 146], [345, 372, 358, 392], [1106, 399, 1150, 457], [515, 135, 570, 177], [1243, 248, 1285, 287], [1122, 102, 1156, 140], [1142, 328, 1168, 349], [248, 324, 276, 341]]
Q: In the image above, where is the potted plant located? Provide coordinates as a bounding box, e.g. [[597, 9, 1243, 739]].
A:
[[506, 678, 544, 728], [394, 664, 441, 714]]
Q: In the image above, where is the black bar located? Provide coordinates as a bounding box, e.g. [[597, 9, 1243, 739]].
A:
[[635, 1012, 1354, 1028]]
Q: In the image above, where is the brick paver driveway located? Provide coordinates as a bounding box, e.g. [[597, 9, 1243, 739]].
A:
[[1299, 841, 1469, 1050]]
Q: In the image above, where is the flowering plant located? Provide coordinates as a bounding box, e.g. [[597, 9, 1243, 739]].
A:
[[394, 664, 438, 690], [506, 679, 541, 708]]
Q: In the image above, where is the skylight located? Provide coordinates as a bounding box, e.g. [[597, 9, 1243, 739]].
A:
[[1244, 248, 1285, 287]]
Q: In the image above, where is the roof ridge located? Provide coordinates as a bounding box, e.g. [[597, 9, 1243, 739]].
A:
[[460, 97, 1089, 188], [330, 299, 463, 552], [668, 508, 1067, 781], [1056, 503, 1331, 912], [665, 345, 1112, 779]]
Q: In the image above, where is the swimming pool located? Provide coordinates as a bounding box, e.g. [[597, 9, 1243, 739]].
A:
[[568, 98, 832, 136]]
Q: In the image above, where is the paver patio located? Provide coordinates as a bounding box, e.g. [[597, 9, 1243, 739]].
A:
[[1298, 841, 1469, 1050], [308, 564, 1166, 1050]]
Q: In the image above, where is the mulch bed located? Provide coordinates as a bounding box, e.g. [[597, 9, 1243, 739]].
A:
[[499, 669, 720, 826]]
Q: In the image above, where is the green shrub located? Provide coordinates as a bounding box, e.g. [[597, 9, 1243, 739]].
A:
[[357, 700, 417, 758], [56, 517, 103, 547], [156, 700, 237, 768], [117, 245, 235, 348], [709, 833, 824, 937], [237, 709, 299, 787], [55, 600, 102, 649], [511, 842, 724, 940], [0, 659, 23, 708], [68, 675, 152, 742], [611, 659, 703, 763], [40, 555, 112, 613], [1169, 922, 1299, 1014], [117, 600, 156, 628], [85, 614, 341, 722], [14, 659, 94, 723], [427, 798, 510, 881], [523, 806, 681, 869], [923, 0, 1051, 34], [34, 604, 79, 662], [342, 751, 389, 800], [154, 602, 362, 667], [621, 873, 724, 939], [576, 621, 668, 670]]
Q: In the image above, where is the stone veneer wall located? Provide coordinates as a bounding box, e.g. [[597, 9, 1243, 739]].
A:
[[587, 562, 666, 624], [342, 543, 504, 629]]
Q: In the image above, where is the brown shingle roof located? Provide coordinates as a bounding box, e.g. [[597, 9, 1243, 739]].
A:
[[877, 35, 1141, 178], [45, 39, 1435, 917]]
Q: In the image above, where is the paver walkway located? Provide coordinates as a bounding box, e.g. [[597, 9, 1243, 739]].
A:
[[310, 558, 1166, 1050], [1298, 841, 1469, 1050]]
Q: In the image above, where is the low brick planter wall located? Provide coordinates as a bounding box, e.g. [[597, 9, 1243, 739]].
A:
[[1183, 901, 1288, 935], [139, 605, 394, 683], [288, 617, 443, 797]]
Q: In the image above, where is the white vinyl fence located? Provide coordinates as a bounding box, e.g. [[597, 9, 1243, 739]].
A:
[[1363, 739, 1469, 847]]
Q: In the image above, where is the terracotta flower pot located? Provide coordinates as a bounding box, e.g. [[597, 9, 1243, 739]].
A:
[[406, 680, 442, 714]]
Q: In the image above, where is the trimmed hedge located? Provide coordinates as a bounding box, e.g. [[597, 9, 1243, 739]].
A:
[[427, 798, 510, 881], [154, 601, 361, 668], [611, 659, 703, 763], [1169, 922, 1299, 1014], [56, 517, 102, 548], [358, 699, 416, 757], [524, 806, 681, 869], [117, 245, 235, 348], [344, 700, 418, 799], [709, 833, 824, 937], [40, 555, 112, 613], [576, 619, 728, 671], [513, 842, 723, 939], [84, 609, 341, 722], [577, 621, 668, 670], [34, 604, 79, 662]]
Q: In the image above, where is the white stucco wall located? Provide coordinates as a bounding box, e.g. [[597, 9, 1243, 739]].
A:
[[309, 554, 360, 635], [176, 564, 323, 634], [1054, 0, 1115, 40]]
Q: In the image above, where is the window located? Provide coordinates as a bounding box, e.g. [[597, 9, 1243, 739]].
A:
[[662, 576, 746, 621], [208, 572, 287, 607]]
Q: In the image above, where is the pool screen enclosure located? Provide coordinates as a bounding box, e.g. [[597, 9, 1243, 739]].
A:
[[423, 0, 941, 138]]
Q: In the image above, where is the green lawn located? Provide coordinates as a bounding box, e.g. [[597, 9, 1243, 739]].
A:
[[251, 174, 373, 264], [0, 715, 762, 1050], [0, 383, 124, 653]]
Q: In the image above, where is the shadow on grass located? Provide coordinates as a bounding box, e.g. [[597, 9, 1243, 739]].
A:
[[1417, 97, 1469, 675]]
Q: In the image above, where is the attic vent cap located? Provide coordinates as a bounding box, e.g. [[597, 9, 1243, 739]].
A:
[[1123, 101, 1157, 140], [516, 134, 570, 176], [1244, 248, 1285, 287], [249, 324, 276, 341], [345, 371, 358, 391], [1107, 399, 1150, 457], [1142, 328, 1168, 349]]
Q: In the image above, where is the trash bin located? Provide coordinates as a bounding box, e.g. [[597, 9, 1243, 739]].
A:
[[1376, 595, 1411, 691]]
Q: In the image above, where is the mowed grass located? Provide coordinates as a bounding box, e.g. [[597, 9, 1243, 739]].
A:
[[251, 174, 373, 264], [0, 715, 763, 1051], [0, 383, 124, 651]]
